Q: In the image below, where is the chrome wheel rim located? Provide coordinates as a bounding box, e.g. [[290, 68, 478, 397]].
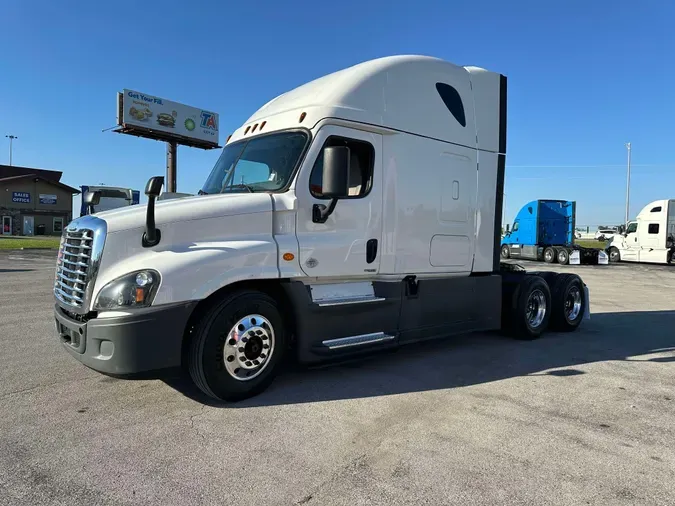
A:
[[610, 250, 619, 261], [559, 251, 567, 262], [222, 314, 275, 382], [545, 250, 553, 261], [565, 286, 582, 321], [526, 289, 547, 328]]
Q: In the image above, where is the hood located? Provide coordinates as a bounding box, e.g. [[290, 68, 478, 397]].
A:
[[93, 193, 274, 233]]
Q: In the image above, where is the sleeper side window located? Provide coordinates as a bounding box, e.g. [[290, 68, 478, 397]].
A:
[[309, 136, 374, 199], [435, 83, 467, 127], [648, 224, 659, 234]]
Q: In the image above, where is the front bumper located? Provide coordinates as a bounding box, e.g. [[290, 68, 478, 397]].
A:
[[54, 301, 198, 375]]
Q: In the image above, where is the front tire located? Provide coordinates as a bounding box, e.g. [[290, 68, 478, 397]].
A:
[[188, 290, 286, 402], [550, 274, 585, 331], [501, 244, 510, 259], [506, 275, 551, 340], [608, 247, 621, 263]]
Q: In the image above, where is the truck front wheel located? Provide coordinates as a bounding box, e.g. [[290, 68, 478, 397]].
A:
[[188, 290, 286, 402], [608, 247, 621, 263], [501, 244, 510, 259]]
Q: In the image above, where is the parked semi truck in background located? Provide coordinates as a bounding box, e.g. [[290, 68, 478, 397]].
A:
[[501, 199, 608, 265], [606, 199, 675, 264], [79, 185, 140, 217], [54, 55, 591, 402]]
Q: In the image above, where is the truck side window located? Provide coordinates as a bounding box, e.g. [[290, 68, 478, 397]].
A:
[[626, 222, 638, 234], [648, 224, 659, 234], [651, 206, 662, 212], [310, 136, 374, 199], [512, 222, 519, 232]]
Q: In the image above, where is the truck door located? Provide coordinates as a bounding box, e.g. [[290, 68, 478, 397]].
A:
[[295, 126, 383, 277], [622, 221, 639, 261], [506, 220, 522, 257]]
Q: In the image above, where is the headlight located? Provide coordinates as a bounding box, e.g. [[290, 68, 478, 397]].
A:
[[94, 270, 160, 310]]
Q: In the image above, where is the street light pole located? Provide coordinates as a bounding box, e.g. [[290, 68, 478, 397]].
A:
[[625, 142, 631, 225], [5, 135, 17, 166]]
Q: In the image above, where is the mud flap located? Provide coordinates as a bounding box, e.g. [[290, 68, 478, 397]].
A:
[[570, 250, 581, 265], [597, 251, 609, 265]]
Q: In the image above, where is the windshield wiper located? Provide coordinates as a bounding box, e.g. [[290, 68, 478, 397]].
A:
[[223, 183, 254, 193]]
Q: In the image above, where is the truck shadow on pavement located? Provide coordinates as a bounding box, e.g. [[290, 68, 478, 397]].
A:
[[161, 310, 675, 407]]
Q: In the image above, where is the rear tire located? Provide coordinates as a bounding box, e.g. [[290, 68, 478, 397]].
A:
[[188, 290, 286, 402], [501, 244, 510, 259], [608, 247, 621, 263], [543, 247, 556, 264], [550, 274, 585, 332], [557, 248, 569, 265], [505, 275, 551, 340]]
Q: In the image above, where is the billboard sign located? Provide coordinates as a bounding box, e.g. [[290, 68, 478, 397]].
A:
[[40, 194, 57, 205], [12, 191, 30, 203], [116, 89, 219, 148]]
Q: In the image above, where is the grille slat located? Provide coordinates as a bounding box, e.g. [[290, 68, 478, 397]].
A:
[[55, 227, 96, 308], [55, 279, 85, 295], [55, 286, 83, 304]]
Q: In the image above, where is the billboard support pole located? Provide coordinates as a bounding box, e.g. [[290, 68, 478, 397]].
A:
[[166, 141, 177, 193]]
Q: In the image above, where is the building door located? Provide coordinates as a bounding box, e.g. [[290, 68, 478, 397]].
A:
[[23, 216, 35, 236], [2, 216, 11, 235]]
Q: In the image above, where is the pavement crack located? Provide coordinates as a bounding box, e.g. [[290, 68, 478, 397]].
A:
[[189, 405, 207, 441]]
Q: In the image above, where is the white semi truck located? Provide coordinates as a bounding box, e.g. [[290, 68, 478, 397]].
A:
[[606, 199, 675, 264], [53, 55, 591, 402]]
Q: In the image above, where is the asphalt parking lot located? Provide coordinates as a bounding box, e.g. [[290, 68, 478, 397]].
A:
[[1, 251, 674, 506]]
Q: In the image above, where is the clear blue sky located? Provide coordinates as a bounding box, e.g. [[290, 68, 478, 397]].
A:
[[2, 0, 673, 228]]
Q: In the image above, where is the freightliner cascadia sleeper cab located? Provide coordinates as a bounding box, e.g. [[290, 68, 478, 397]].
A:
[[53, 55, 590, 401], [501, 199, 608, 265]]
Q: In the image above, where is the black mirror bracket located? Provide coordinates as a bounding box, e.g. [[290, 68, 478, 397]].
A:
[[312, 199, 338, 223], [142, 227, 161, 248], [142, 176, 164, 248]]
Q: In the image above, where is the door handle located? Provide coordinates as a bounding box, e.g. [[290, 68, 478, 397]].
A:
[[366, 239, 378, 264]]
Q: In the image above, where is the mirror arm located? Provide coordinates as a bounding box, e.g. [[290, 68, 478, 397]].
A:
[[142, 194, 161, 247], [312, 198, 339, 224]]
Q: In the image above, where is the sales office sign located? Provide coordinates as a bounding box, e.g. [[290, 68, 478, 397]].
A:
[[12, 192, 30, 203]]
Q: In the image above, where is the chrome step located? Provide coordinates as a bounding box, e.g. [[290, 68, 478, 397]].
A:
[[316, 296, 385, 307], [322, 332, 395, 350]]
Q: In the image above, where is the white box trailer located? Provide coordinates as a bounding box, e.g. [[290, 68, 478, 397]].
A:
[[606, 199, 675, 264], [53, 55, 591, 401]]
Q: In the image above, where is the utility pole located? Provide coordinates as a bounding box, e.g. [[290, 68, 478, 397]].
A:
[[625, 142, 631, 225], [5, 135, 17, 166]]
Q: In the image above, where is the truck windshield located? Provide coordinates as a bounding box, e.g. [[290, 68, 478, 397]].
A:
[[201, 131, 308, 194]]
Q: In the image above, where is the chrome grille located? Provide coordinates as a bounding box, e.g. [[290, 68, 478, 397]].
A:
[[54, 216, 107, 313]]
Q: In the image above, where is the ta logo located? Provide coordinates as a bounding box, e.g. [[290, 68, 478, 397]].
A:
[[200, 111, 218, 130]]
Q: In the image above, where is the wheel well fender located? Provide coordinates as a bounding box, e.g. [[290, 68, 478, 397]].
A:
[[179, 279, 297, 368]]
